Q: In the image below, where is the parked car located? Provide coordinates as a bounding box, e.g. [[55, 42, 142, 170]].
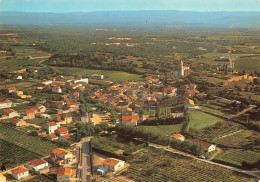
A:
[[198, 155, 206, 159]]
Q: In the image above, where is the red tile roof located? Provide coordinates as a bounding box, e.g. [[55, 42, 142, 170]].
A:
[[62, 134, 72, 140], [4, 108, 14, 114], [56, 167, 71, 177], [102, 158, 119, 167], [11, 118, 21, 124], [29, 159, 47, 166], [46, 122, 57, 127], [191, 139, 212, 149], [49, 133, 58, 139], [122, 116, 139, 123], [11, 167, 29, 174], [7, 87, 16, 90], [0, 100, 12, 104], [57, 127, 68, 133]]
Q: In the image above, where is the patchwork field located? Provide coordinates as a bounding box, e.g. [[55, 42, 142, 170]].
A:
[[234, 58, 260, 72], [120, 148, 256, 182], [0, 123, 60, 169]]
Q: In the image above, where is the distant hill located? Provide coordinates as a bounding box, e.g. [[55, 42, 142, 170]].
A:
[[0, 10, 259, 28]]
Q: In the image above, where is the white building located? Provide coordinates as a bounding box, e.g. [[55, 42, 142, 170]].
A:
[[44, 122, 60, 134], [52, 148, 75, 165], [11, 167, 29, 180], [56, 167, 72, 181], [25, 159, 49, 173], [0, 100, 13, 109], [101, 158, 125, 172], [192, 139, 216, 152], [73, 78, 88, 84]]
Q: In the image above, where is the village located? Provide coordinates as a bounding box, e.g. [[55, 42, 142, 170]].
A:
[[0, 55, 259, 182]]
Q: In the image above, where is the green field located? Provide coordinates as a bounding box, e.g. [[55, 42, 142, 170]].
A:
[[0, 123, 60, 169], [235, 58, 260, 72], [54, 67, 144, 82], [215, 149, 260, 167], [188, 110, 222, 130], [138, 124, 183, 135], [120, 148, 256, 182]]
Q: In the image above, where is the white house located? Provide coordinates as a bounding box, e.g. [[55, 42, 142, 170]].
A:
[[25, 159, 49, 173], [52, 148, 75, 165], [56, 167, 72, 181], [122, 116, 139, 127], [191, 139, 216, 152], [44, 122, 60, 134], [101, 158, 125, 172], [4, 109, 19, 118], [0, 173, 6, 182], [73, 78, 88, 84], [11, 167, 29, 180], [0, 100, 13, 109], [36, 105, 47, 113]]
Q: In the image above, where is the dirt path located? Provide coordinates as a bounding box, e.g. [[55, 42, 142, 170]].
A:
[[209, 147, 222, 161], [217, 130, 243, 139], [92, 110, 110, 126]]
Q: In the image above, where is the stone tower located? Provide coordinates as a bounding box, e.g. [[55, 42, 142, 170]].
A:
[[179, 60, 184, 77]]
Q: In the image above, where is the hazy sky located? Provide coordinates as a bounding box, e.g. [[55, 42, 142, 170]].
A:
[[0, 0, 260, 12]]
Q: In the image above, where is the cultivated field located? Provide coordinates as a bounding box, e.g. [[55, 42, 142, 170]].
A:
[[120, 148, 256, 182], [0, 123, 60, 169]]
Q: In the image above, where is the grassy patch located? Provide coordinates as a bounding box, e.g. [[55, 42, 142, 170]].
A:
[[234, 58, 260, 72], [188, 110, 221, 130]]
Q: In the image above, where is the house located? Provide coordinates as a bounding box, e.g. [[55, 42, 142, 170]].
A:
[[11, 167, 29, 180], [44, 122, 60, 134], [57, 113, 72, 124], [46, 133, 58, 141], [59, 134, 73, 143], [191, 139, 216, 152], [23, 109, 36, 119], [90, 74, 104, 80], [184, 99, 196, 110], [25, 159, 49, 174], [36, 105, 47, 113], [101, 158, 125, 172], [51, 148, 75, 165], [0, 100, 13, 109], [0, 173, 6, 182], [73, 78, 88, 84], [7, 87, 16, 93], [169, 134, 185, 141], [55, 127, 69, 136], [122, 115, 139, 126], [56, 167, 72, 181], [31, 129, 46, 137], [4, 109, 19, 118], [10, 118, 27, 127], [52, 86, 62, 93]]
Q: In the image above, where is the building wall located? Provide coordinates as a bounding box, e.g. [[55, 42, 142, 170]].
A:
[[0, 102, 12, 109], [12, 171, 29, 180]]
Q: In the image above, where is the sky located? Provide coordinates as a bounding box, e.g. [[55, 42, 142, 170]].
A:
[[0, 0, 260, 12]]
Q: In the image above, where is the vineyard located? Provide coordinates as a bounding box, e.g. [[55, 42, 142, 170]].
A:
[[0, 123, 60, 169], [121, 148, 256, 182], [25, 174, 55, 182], [214, 149, 260, 167], [214, 130, 256, 147]]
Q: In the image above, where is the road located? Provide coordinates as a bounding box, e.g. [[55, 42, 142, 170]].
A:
[[81, 137, 92, 182]]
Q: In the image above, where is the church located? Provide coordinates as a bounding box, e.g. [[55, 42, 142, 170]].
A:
[[166, 60, 190, 78]]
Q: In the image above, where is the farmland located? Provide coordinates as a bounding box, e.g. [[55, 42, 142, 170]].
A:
[[53, 67, 144, 82], [188, 110, 223, 130], [120, 148, 256, 182], [214, 149, 260, 168], [0, 123, 60, 169], [138, 124, 183, 135]]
